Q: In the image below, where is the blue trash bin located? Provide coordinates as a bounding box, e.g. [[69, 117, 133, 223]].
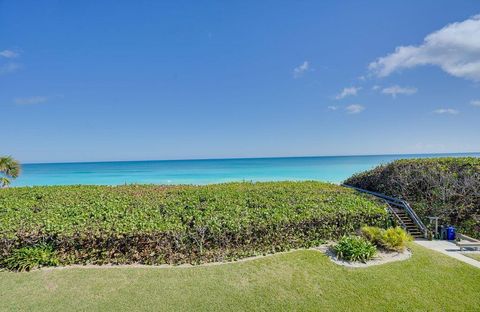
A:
[[446, 226, 456, 240]]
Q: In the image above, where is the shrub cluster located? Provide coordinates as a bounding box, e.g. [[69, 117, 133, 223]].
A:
[[0, 182, 388, 269], [333, 236, 377, 262], [345, 157, 480, 238], [1, 243, 59, 272], [361, 226, 412, 251]]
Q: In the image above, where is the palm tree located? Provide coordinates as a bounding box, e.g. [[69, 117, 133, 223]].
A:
[[0, 156, 21, 187]]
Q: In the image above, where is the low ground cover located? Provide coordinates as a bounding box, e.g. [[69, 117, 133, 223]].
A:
[[345, 157, 480, 238], [0, 245, 479, 311], [0, 181, 387, 269]]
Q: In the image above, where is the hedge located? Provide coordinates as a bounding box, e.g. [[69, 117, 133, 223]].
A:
[[0, 182, 388, 267], [345, 157, 480, 238]]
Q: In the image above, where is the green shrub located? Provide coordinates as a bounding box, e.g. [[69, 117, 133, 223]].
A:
[[2, 244, 59, 272], [345, 157, 480, 239], [333, 236, 377, 262], [361, 226, 412, 252], [360, 226, 383, 245], [0, 182, 388, 267], [380, 227, 412, 251]]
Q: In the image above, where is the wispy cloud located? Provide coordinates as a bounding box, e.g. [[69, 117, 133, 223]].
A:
[[0, 48, 22, 75], [0, 63, 21, 75], [372, 85, 381, 91], [369, 14, 480, 81], [433, 108, 459, 115], [381, 85, 417, 98], [0, 49, 19, 58], [293, 61, 310, 78], [471, 100, 480, 107], [327, 105, 338, 111], [14, 96, 49, 105], [345, 104, 365, 114], [335, 87, 361, 100]]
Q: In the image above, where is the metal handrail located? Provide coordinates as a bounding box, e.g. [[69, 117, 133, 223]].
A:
[[386, 202, 407, 230], [343, 184, 428, 237], [402, 200, 428, 235]]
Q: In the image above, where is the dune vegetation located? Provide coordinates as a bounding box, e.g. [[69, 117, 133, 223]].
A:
[[345, 157, 480, 238], [0, 181, 388, 270]]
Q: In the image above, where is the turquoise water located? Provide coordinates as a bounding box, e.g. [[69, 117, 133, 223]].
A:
[[11, 153, 480, 186]]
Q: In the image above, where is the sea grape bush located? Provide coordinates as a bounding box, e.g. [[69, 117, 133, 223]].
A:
[[345, 157, 480, 238], [0, 181, 388, 268]]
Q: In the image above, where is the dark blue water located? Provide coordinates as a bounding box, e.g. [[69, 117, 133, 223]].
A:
[[11, 153, 480, 186]]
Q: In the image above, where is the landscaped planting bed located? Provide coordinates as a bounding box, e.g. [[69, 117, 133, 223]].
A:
[[0, 182, 387, 269]]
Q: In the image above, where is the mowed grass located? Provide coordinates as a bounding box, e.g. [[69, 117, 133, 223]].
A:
[[1, 244, 479, 312], [464, 253, 480, 261]]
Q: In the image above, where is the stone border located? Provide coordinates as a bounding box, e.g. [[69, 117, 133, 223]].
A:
[[8, 244, 411, 272], [34, 247, 325, 271], [317, 245, 412, 268]]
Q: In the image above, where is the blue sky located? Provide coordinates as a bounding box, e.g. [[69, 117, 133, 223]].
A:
[[1, 1, 480, 163]]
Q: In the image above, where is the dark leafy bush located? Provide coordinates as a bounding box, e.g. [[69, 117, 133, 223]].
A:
[[361, 226, 412, 251], [345, 157, 480, 238], [2, 244, 59, 272], [0, 182, 388, 268], [333, 236, 377, 262]]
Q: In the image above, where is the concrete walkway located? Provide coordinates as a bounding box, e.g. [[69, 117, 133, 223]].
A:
[[415, 240, 480, 268]]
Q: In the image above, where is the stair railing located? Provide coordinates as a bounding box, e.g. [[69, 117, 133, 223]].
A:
[[343, 185, 428, 238], [385, 202, 407, 230]]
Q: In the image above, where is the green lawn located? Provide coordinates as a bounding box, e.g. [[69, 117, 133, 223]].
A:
[[1, 244, 479, 312], [463, 253, 480, 261]]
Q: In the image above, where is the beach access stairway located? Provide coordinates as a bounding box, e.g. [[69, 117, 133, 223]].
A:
[[343, 185, 428, 239]]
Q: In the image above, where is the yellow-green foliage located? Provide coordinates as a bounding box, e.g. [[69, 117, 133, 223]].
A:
[[361, 226, 412, 251], [381, 227, 413, 251], [360, 226, 383, 245]]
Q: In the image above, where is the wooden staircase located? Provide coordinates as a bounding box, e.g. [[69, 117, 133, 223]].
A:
[[392, 208, 425, 238], [343, 185, 428, 239]]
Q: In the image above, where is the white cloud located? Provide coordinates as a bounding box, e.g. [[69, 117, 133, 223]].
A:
[[327, 105, 338, 110], [14, 96, 49, 105], [293, 61, 310, 78], [0, 63, 21, 75], [335, 87, 361, 100], [369, 14, 480, 81], [369, 15, 480, 81], [381, 85, 417, 98], [346, 104, 365, 114], [0, 49, 19, 58], [372, 85, 381, 90], [471, 99, 480, 107], [433, 108, 459, 115]]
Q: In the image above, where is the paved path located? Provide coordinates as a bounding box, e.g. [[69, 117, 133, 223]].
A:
[[415, 240, 480, 268]]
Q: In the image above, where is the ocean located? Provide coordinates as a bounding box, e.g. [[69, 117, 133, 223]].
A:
[[11, 153, 480, 186]]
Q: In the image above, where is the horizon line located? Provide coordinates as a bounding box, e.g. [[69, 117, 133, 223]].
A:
[[21, 151, 480, 166]]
